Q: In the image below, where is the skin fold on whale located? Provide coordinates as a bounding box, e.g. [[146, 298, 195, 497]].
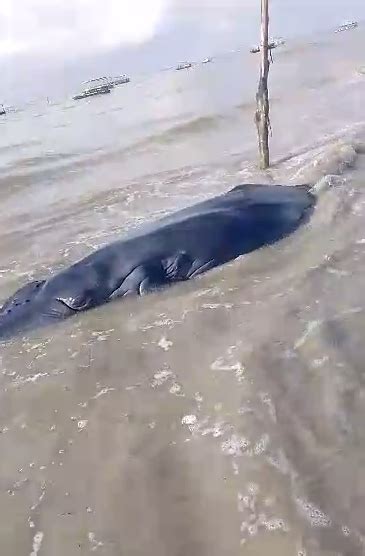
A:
[[0, 183, 316, 341]]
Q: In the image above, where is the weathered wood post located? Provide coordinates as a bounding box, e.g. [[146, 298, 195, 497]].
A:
[[254, 0, 270, 169]]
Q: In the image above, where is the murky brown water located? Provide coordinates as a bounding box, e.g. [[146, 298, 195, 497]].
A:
[[1, 25, 365, 556]]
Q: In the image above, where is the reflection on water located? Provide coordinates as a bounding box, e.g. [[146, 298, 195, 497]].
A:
[[0, 25, 365, 556]]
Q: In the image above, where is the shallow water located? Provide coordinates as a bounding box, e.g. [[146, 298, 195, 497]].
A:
[[1, 25, 365, 556]]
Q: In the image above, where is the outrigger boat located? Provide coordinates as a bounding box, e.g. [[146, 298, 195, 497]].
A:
[[335, 21, 358, 33], [250, 37, 285, 54], [109, 74, 130, 86], [72, 77, 113, 101], [176, 62, 192, 70]]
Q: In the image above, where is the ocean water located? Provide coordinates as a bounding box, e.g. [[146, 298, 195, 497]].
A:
[[0, 24, 365, 556]]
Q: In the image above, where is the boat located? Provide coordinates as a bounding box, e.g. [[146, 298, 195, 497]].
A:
[[109, 74, 130, 86], [0, 104, 6, 115], [250, 37, 285, 54], [72, 77, 113, 101], [335, 21, 358, 33], [202, 57, 213, 64], [176, 62, 192, 71]]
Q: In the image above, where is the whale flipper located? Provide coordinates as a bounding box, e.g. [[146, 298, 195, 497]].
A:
[[111, 252, 195, 299], [163, 251, 193, 281], [109, 263, 168, 299], [56, 293, 95, 311]]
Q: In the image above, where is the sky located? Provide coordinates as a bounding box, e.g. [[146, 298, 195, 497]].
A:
[[0, 0, 171, 57], [0, 0, 364, 103], [0, 0, 259, 60]]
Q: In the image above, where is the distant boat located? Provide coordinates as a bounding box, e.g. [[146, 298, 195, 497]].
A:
[[250, 37, 285, 54], [176, 62, 192, 71], [202, 57, 213, 64], [109, 75, 130, 86], [335, 21, 358, 33], [72, 77, 112, 101], [0, 104, 6, 115]]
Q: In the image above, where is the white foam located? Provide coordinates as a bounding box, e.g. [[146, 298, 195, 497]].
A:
[[30, 532, 44, 556]]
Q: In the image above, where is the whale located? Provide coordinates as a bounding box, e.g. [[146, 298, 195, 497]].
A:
[[0, 183, 316, 341]]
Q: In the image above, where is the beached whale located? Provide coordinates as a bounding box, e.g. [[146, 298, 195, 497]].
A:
[[0, 183, 316, 341]]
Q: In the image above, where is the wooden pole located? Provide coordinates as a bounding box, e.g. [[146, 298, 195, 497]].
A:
[[254, 0, 270, 169]]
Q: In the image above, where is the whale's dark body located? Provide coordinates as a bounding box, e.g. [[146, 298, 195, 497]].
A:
[[0, 184, 315, 340]]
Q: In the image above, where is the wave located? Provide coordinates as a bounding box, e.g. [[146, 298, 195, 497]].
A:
[[0, 139, 41, 155], [142, 113, 228, 144], [0, 111, 231, 184]]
